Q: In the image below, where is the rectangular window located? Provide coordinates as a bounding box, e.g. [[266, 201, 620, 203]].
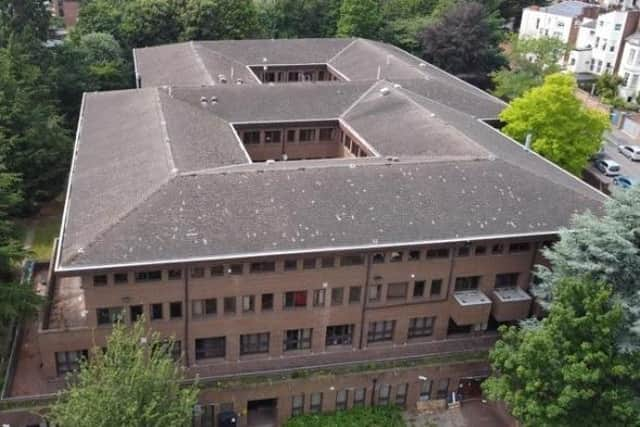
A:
[[331, 287, 344, 306], [55, 350, 88, 376], [284, 259, 298, 271], [372, 252, 385, 263], [310, 392, 323, 413], [190, 267, 203, 279], [264, 130, 281, 144], [321, 256, 335, 268], [436, 379, 449, 399], [313, 289, 326, 307], [474, 245, 487, 255], [395, 383, 408, 407], [326, 324, 353, 346], [168, 269, 183, 280], [242, 130, 260, 144], [288, 71, 299, 82], [287, 129, 296, 142], [240, 332, 270, 355], [367, 320, 395, 343], [368, 284, 382, 302], [348, 286, 361, 304], [284, 290, 307, 308], [135, 270, 162, 282], [389, 251, 403, 262], [229, 264, 243, 275], [299, 129, 316, 142], [150, 303, 163, 320], [169, 301, 182, 319], [114, 273, 128, 284], [508, 242, 530, 253], [387, 282, 407, 300], [318, 128, 334, 141], [457, 246, 471, 257], [97, 307, 123, 325], [283, 328, 312, 351], [495, 273, 519, 288], [340, 254, 364, 266], [93, 274, 107, 286], [291, 394, 304, 417], [408, 317, 435, 338], [408, 250, 421, 261], [302, 258, 316, 269], [210, 265, 224, 276], [377, 384, 390, 405], [419, 379, 432, 401], [335, 390, 348, 410], [261, 293, 274, 311], [224, 297, 236, 315], [195, 336, 225, 360], [430, 279, 443, 296], [491, 243, 504, 254], [192, 298, 217, 318], [130, 305, 143, 322], [242, 295, 255, 313], [250, 261, 275, 273], [426, 248, 449, 259], [413, 280, 426, 298], [353, 388, 366, 407], [615, 23, 622, 30], [455, 276, 480, 291]]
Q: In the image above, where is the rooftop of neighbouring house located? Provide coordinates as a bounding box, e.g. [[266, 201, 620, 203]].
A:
[[55, 38, 606, 272], [536, 1, 596, 17]]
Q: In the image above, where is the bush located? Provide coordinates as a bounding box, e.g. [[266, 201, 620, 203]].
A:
[[284, 405, 405, 427]]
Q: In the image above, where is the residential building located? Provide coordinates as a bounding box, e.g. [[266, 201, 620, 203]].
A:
[[49, 0, 80, 27], [617, 32, 640, 99], [0, 38, 606, 427], [519, 1, 600, 46]]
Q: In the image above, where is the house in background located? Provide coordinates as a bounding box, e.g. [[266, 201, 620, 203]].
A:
[[49, 0, 80, 27], [519, 1, 600, 46]]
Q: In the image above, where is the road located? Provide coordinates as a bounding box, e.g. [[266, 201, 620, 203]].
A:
[[583, 131, 640, 192]]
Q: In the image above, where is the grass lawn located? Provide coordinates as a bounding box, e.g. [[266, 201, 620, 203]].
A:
[[30, 215, 62, 261], [284, 405, 405, 427]]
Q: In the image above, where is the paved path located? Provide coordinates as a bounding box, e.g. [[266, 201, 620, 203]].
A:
[[405, 400, 518, 427]]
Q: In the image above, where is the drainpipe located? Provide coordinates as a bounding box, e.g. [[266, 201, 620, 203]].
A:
[[184, 263, 190, 366], [358, 253, 372, 350]]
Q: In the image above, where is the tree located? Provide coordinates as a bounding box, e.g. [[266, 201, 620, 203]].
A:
[[483, 277, 640, 426], [256, 0, 341, 39], [120, 0, 182, 49], [179, 0, 260, 41], [499, 73, 609, 175], [48, 319, 199, 427], [75, 0, 128, 45], [0, 0, 50, 45], [419, 2, 506, 87], [492, 35, 567, 100], [536, 185, 640, 348], [379, 0, 437, 54], [336, 0, 383, 39], [595, 72, 624, 105]]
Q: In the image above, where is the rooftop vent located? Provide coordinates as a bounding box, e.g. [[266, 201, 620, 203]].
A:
[[210, 96, 218, 104], [380, 87, 391, 96], [266, 159, 276, 164], [200, 96, 207, 106], [218, 74, 227, 84], [236, 78, 244, 85], [419, 63, 427, 68]]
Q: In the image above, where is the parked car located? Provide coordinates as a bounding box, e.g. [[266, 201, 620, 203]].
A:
[[594, 158, 621, 176], [612, 175, 637, 189], [617, 145, 640, 161]]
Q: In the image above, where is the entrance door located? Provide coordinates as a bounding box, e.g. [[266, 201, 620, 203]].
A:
[[247, 398, 277, 427], [458, 378, 484, 400]]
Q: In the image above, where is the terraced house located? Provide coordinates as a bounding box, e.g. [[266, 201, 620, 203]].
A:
[[1, 38, 605, 427]]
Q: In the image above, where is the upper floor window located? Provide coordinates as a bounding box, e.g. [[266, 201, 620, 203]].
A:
[[93, 275, 107, 286], [615, 23, 622, 31], [426, 248, 449, 259], [56, 350, 88, 376], [114, 273, 128, 284], [264, 130, 281, 144], [367, 320, 395, 343], [299, 129, 316, 142], [455, 276, 480, 291], [242, 131, 260, 145], [240, 332, 270, 355], [195, 336, 225, 360], [192, 298, 217, 318], [250, 261, 275, 273], [169, 269, 183, 280], [97, 307, 123, 325], [387, 282, 408, 300], [495, 273, 519, 288], [508, 242, 531, 253], [283, 328, 312, 351], [340, 254, 364, 266], [318, 128, 335, 141], [135, 270, 162, 282], [284, 290, 307, 308], [326, 324, 353, 346]]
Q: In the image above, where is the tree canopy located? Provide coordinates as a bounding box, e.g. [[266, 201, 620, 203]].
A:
[[179, 0, 260, 41], [336, 0, 383, 39], [499, 73, 609, 175]]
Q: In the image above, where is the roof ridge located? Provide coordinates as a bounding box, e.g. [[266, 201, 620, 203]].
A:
[[339, 80, 383, 118], [327, 38, 360, 63], [195, 42, 262, 83], [189, 41, 216, 85], [154, 88, 177, 174]]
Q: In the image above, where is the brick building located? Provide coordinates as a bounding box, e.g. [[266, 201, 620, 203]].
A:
[[1, 38, 605, 426]]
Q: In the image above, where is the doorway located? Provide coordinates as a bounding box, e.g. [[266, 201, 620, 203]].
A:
[[458, 377, 484, 400], [247, 398, 277, 427]]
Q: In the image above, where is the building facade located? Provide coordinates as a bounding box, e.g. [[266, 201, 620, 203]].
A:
[[519, 1, 600, 46]]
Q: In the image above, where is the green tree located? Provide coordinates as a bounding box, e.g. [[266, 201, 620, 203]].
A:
[[499, 73, 609, 174], [492, 35, 567, 100], [121, 0, 182, 49], [256, 0, 341, 39], [75, 0, 128, 44], [483, 278, 640, 426], [336, 0, 383, 39], [595, 72, 624, 105], [0, 0, 50, 45], [179, 0, 259, 41], [48, 319, 199, 427]]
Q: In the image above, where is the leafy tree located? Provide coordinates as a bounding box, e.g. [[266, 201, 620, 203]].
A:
[[120, 0, 182, 49], [48, 319, 199, 427], [0, 0, 50, 44], [179, 0, 260, 41], [256, 0, 341, 39], [499, 73, 609, 175], [75, 0, 128, 44], [492, 35, 567, 100], [536, 185, 640, 348], [419, 2, 506, 87], [595, 72, 624, 105], [336, 0, 383, 39], [484, 277, 640, 426]]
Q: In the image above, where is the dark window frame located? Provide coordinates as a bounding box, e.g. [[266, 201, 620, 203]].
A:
[[325, 324, 353, 346], [240, 332, 270, 355], [367, 320, 395, 343], [195, 336, 226, 360]]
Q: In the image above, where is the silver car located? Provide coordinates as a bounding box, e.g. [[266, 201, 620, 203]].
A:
[[618, 145, 640, 161], [595, 159, 621, 176]]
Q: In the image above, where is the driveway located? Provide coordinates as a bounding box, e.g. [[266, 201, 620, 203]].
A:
[[404, 400, 518, 427]]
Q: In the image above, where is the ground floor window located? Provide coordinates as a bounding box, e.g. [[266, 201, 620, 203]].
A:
[[195, 336, 225, 360], [395, 383, 408, 407], [376, 384, 391, 405], [55, 350, 88, 376], [283, 328, 312, 351], [291, 394, 304, 416], [335, 389, 348, 410], [408, 317, 435, 338], [436, 378, 450, 399], [419, 378, 432, 401], [240, 332, 270, 355], [96, 307, 123, 325], [310, 392, 323, 413], [353, 388, 366, 407], [367, 320, 395, 343], [326, 324, 353, 346]]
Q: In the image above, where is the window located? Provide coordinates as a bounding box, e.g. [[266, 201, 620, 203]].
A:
[[169, 269, 183, 280], [250, 261, 275, 273], [408, 250, 421, 261], [335, 390, 348, 410], [130, 305, 143, 322], [190, 267, 204, 278], [210, 265, 224, 276], [408, 317, 435, 338], [93, 275, 107, 286], [240, 332, 270, 355], [313, 289, 326, 307], [615, 23, 622, 30], [287, 129, 296, 142], [474, 245, 486, 256], [509, 242, 530, 253], [284, 291, 307, 308], [331, 287, 344, 306], [288, 71, 299, 82], [195, 337, 225, 360], [261, 293, 274, 311], [150, 303, 163, 320], [283, 328, 312, 351], [97, 307, 123, 325], [242, 295, 255, 313], [114, 273, 128, 284], [389, 251, 403, 262], [426, 248, 449, 259], [284, 259, 298, 271], [264, 71, 276, 82], [229, 264, 243, 275], [395, 384, 408, 407], [348, 286, 361, 304], [491, 243, 504, 254], [291, 395, 304, 417], [430, 279, 443, 296], [367, 320, 395, 343], [368, 284, 382, 302], [495, 273, 519, 288], [224, 297, 236, 314], [457, 246, 470, 257], [419, 379, 432, 401], [436, 379, 449, 399], [455, 276, 480, 291], [372, 252, 385, 263], [326, 324, 353, 346], [387, 282, 407, 300], [629, 49, 636, 65], [353, 388, 366, 407], [413, 280, 425, 298], [377, 384, 390, 405], [321, 256, 335, 268], [170, 302, 182, 319], [310, 392, 323, 413], [340, 254, 364, 266], [135, 270, 162, 282], [299, 129, 316, 142], [264, 130, 281, 144], [242, 131, 260, 144], [192, 298, 217, 318], [302, 258, 316, 269], [319, 128, 334, 141], [55, 350, 88, 376]]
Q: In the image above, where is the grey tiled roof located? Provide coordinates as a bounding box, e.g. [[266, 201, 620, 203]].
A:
[[544, 1, 593, 17], [57, 39, 606, 270]]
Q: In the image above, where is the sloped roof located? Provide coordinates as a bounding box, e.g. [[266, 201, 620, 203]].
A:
[[544, 1, 593, 17]]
